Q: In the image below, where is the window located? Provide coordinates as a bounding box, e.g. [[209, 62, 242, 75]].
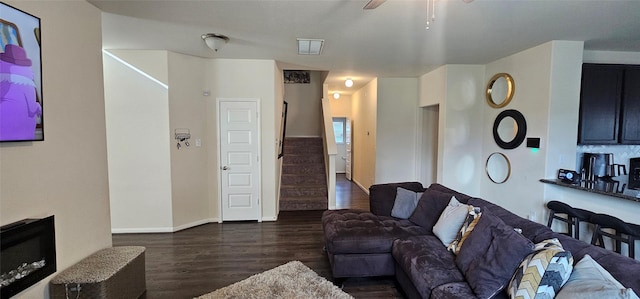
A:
[[333, 119, 344, 144]]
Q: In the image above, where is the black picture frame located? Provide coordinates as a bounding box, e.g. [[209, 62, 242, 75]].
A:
[[0, 2, 44, 142], [283, 70, 310, 84]]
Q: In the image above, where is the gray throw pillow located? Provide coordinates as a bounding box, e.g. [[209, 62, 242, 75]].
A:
[[433, 196, 469, 246], [390, 187, 423, 219], [455, 209, 534, 299], [555, 254, 639, 299]]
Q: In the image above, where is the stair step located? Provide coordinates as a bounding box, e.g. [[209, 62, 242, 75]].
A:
[[280, 186, 327, 197], [284, 137, 323, 146], [282, 154, 324, 164], [281, 174, 326, 185], [282, 164, 325, 174], [283, 146, 323, 155], [279, 196, 328, 211]]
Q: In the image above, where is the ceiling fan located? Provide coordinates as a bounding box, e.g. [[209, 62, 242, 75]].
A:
[[363, 0, 474, 10]]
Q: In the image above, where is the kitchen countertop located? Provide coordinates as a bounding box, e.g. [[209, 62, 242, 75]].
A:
[[540, 178, 640, 203]]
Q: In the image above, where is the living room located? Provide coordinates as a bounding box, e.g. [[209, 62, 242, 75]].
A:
[[2, 1, 640, 298]]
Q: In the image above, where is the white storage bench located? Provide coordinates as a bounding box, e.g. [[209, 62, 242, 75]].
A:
[[50, 246, 146, 299]]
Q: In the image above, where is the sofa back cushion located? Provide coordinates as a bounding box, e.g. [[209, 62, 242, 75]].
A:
[[408, 188, 453, 231], [426, 183, 475, 204], [468, 197, 554, 242], [456, 209, 534, 299]]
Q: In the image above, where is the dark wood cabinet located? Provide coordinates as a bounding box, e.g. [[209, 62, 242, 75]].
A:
[[578, 64, 623, 144], [621, 67, 640, 144]]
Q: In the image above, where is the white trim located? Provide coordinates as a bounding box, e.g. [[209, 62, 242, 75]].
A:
[[353, 179, 370, 195], [261, 216, 277, 221], [111, 218, 218, 234]]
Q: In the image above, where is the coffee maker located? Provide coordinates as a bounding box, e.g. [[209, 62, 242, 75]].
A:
[[582, 153, 627, 180], [581, 153, 627, 192]]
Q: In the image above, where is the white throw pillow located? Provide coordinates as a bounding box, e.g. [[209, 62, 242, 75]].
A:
[[433, 196, 470, 246], [555, 254, 639, 299]]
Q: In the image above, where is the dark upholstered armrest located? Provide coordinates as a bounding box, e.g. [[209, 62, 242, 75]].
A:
[[369, 182, 425, 216]]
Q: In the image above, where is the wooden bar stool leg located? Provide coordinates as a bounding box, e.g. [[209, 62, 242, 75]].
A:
[[574, 218, 580, 240], [630, 237, 636, 259], [547, 212, 554, 228]]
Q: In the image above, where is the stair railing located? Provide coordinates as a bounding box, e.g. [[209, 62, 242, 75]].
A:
[[321, 97, 337, 209]]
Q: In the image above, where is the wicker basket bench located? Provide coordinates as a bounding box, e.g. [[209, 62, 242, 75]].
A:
[[50, 246, 146, 299]]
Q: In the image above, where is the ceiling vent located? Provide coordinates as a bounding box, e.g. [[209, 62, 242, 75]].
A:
[[297, 38, 324, 55]]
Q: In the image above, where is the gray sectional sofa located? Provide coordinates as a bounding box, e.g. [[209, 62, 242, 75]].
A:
[[322, 182, 640, 299]]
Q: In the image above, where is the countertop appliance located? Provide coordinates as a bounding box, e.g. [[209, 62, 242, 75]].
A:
[[581, 153, 627, 181], [629, 157, 640, 190]]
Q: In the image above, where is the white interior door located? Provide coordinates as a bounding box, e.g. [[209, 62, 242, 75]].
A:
[[218, 99, 261, 221], [345, 117, 352, 180]]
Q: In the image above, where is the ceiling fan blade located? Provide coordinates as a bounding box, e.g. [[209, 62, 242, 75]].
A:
[[363, 0, 387, 10]]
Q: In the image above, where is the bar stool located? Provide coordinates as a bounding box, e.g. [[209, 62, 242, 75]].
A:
[[546, 201, 595, 240], [590, 213, 640, 259]]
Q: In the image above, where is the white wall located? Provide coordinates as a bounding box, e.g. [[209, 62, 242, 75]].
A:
[[351, 79, 378, 190], [0, 1, 112, 297], [104, 50, 174, 232], [434, 65, 485, 194], [283, 71, 324, 137], [375, 78, 419, 183], [480, 42, 584, 224], [330, 94, 352, 117], [208, 59, 279, 221], [168, 52, 211, 229]]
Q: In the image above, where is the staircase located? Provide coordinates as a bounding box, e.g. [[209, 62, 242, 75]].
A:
[[279, 137, 328, 211]]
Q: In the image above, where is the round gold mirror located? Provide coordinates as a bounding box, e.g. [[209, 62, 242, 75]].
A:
[[486, 73, 515, 108], [486, 152, 511, 184]]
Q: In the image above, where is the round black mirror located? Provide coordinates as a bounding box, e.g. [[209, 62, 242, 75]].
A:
[[493, 109, 527, 149]]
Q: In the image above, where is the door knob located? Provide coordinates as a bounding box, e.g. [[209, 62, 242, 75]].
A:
[[222, 166, 230, 170]]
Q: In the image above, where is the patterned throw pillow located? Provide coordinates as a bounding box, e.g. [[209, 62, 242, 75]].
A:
[[447, 205, 481, 254], [508, 238, 573, 299]]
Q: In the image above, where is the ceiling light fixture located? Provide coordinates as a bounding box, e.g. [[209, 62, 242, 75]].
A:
[[202, 33, 229, 52], [297, 38, 324, 55], [333, 92, 340, 100], [425, 0, 473, 30], [425, 0, 436, 30], [345, 79, 354, 88]]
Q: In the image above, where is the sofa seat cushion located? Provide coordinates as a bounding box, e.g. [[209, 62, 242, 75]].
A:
[[431, 282, 479, 299], [393, 235, 466, 299], [322, 209, 429, 254]]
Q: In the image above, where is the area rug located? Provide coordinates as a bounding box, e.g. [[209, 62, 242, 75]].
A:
[[195, 261, 353, 299]]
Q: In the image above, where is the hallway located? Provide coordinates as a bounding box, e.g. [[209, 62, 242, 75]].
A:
[[335, 173, 369, 210]]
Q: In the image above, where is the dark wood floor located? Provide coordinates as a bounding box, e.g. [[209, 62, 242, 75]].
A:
[[112, 174, 402, 299]]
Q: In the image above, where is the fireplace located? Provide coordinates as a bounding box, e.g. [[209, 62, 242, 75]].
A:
[[1, 216, 56, 299]]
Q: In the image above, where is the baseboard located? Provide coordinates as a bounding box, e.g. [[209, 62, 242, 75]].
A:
[[111, 218, 219, 234], [262, 216, 277, 221], [173, 218, 218, 232], [353, 179, 370, 195]]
